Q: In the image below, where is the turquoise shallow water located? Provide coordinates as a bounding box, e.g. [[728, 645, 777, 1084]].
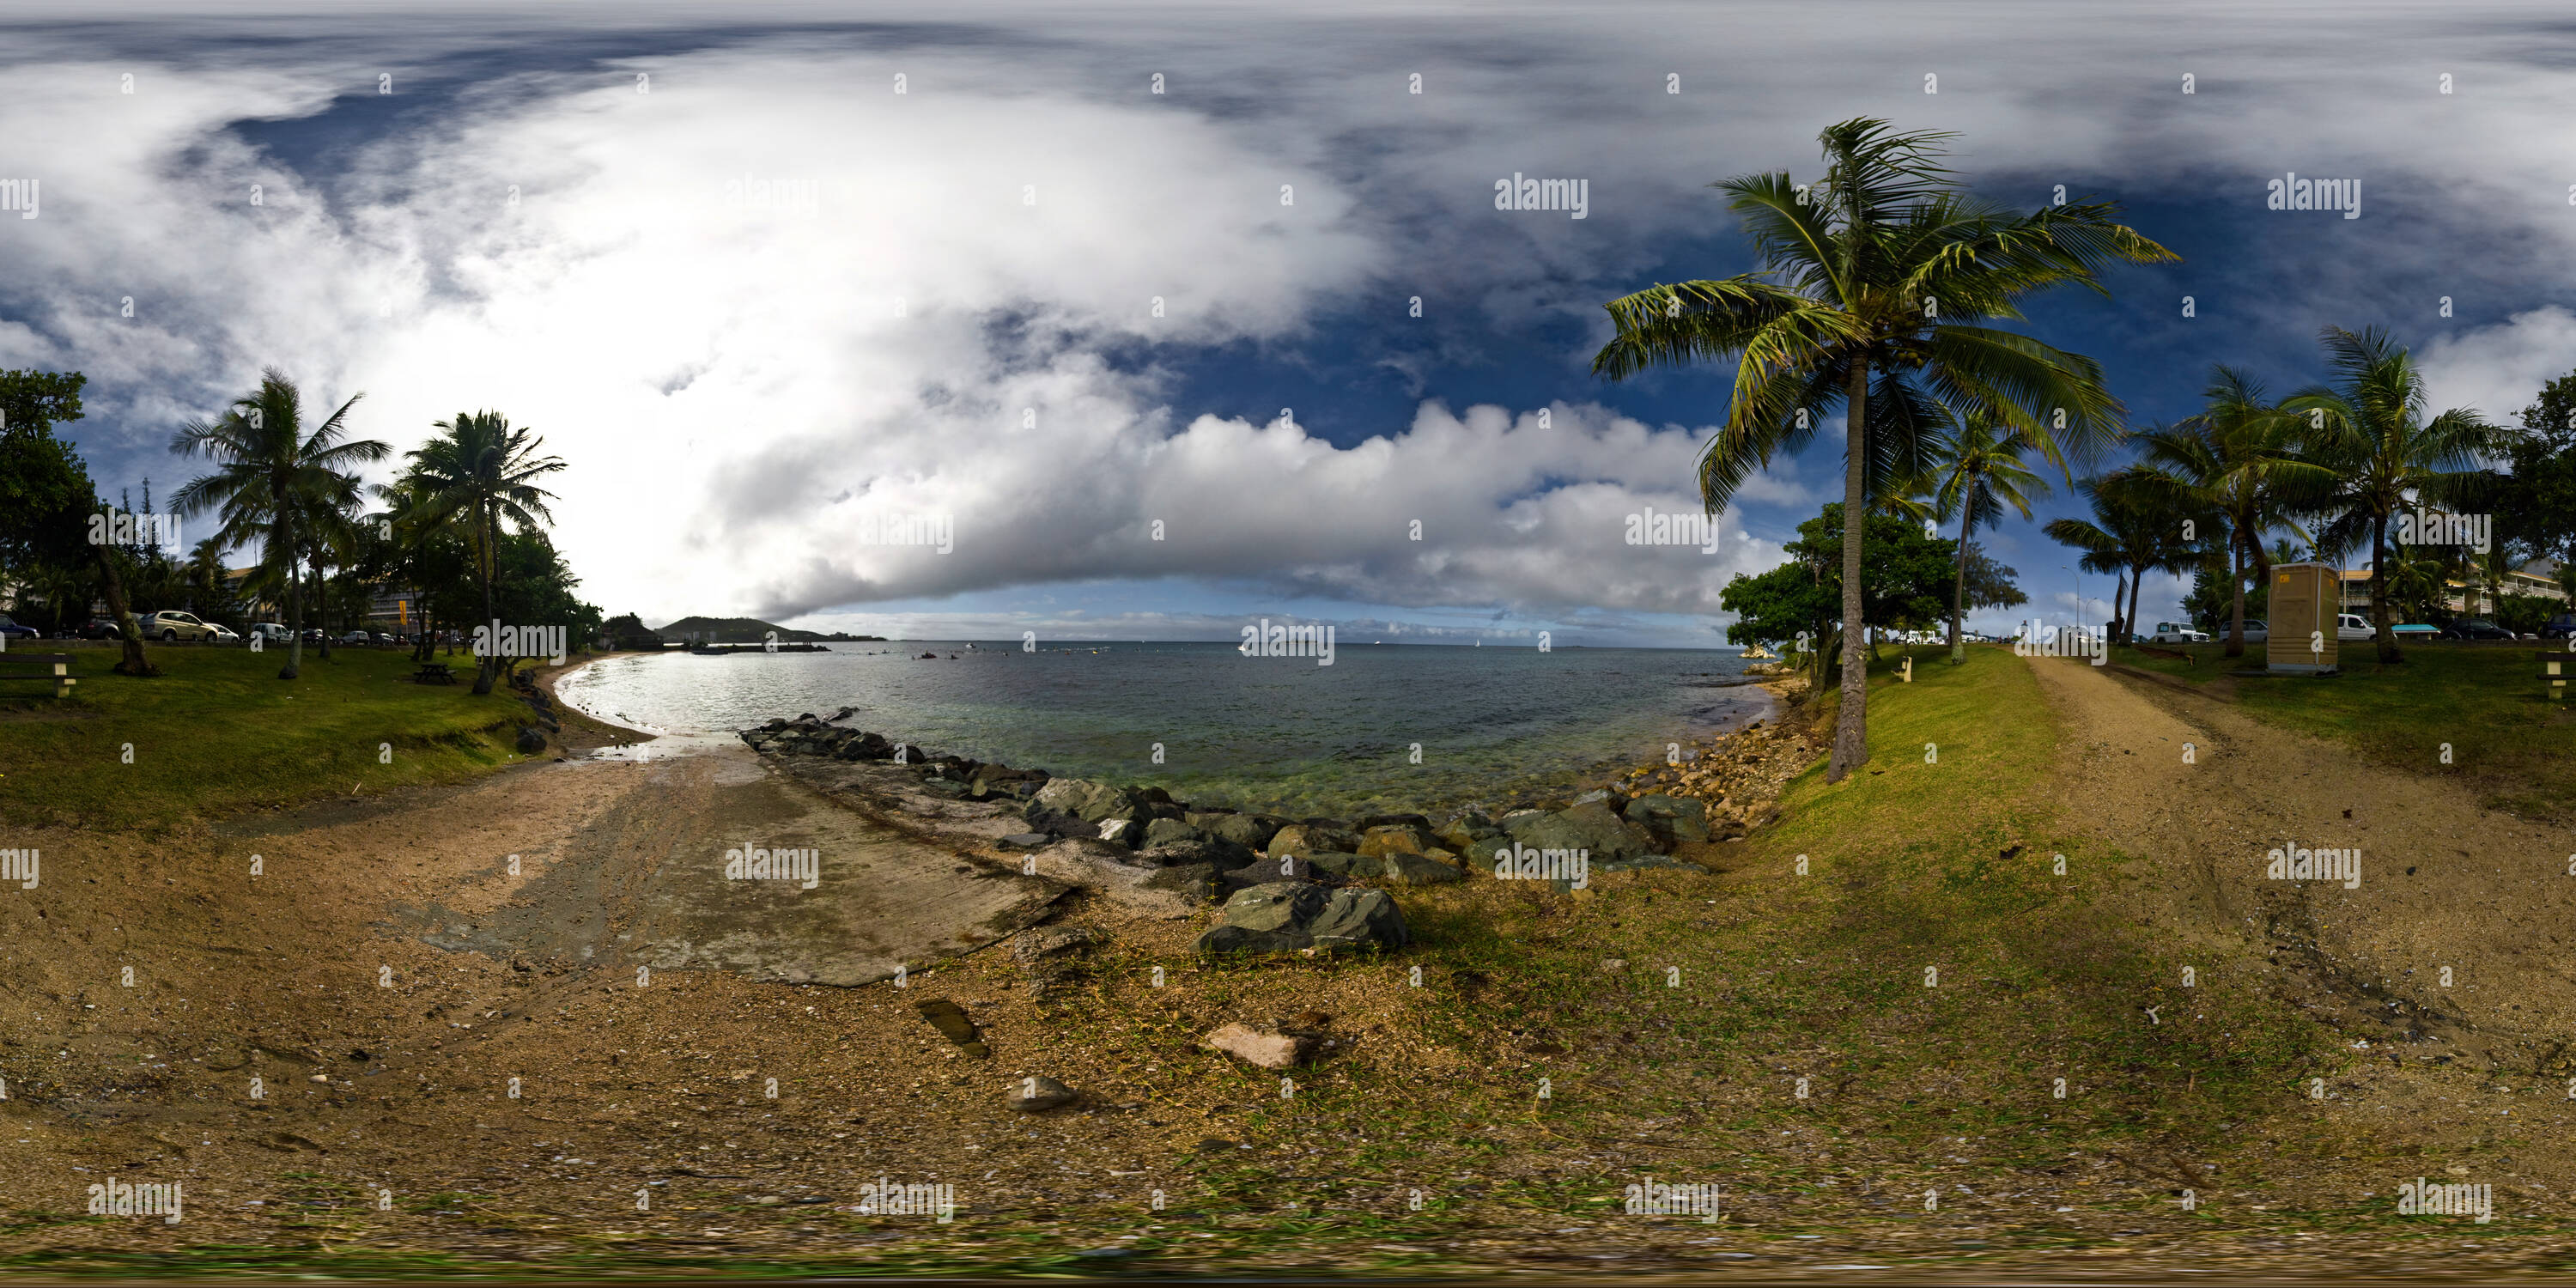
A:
[[556, 641, 1765, 819]]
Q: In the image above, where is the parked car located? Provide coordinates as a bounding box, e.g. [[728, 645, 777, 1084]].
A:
[[2336, 613, 2376, 642], [204, 622, 240, 643], [2146, 622, 2209, 644], [76, 617, 123, 640], [2440, 617, 2517, 641], [2228, 618, 2269, 644], [138, 610, 220, 642], [247, 623, 294, 645], [0, 615, 39, 641], [2542, 613, 2576, 641], [339, 629, 376, 645], [301, 629, 325, 644]]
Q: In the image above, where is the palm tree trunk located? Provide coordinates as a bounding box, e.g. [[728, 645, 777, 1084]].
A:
[[2226, 530, 2247, 659], [2124, 565, 2145, 647], [282, 556, 305, 680], [1828, 362, 1869, 783], [89, 543, 159, 677], [312, 557, 332, 660], [1947, 493, 1974, 665], [2372, 514, 2399, 663], [471, 501, 498, 695]]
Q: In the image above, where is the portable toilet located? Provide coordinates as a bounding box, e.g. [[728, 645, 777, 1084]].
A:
[[2268, 562, 2339, 674]]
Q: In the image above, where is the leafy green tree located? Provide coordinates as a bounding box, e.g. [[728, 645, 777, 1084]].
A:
[[2281, 327, 2512, 663], [395, 411, 566, 694], [2135, 369, 2335, 658], [1721, 502, 1982, 684], [2043, 469, 2200, 645], [1592, 118, 2171, 780], [2502, 372, 2576, 564], [168, 370, 386, 680], [0, 370, 158, 673]]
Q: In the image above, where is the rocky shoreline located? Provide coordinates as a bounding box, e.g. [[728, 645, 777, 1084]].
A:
[[736, 672, 1820, 957]]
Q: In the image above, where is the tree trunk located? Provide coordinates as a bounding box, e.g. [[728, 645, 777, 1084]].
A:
[[2372, 515, 2400, 663], [312, 557, 332, 660], [1947, 490, 1974, 665], [1828, 362, 1869, 783], [2124, 564, 2145, 647], [282, 550, 304, 680], [2225, 528, 2248, 659], [472, 501, 499, 695], [89, 542, 159, 677]]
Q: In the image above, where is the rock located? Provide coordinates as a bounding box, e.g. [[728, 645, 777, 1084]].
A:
[[1220, 857, 1313, 894], [1622, 794, 1710, 851], [1141, 863, 1224, 902], [1378, 851, 1464, 885], [1297, 851, 1375, 879], [1020, 803, 1094, 840], [1097, 818, 1138, 848], [1005, 1075, 1078, 1112], [1357, 825, 1432, 860], [1501, 800, 1653, 865], [1033, 778, 1146, 827], [1143, 817, 1207, 848], [1267, 823, 1359, 857], [918, 778, 971, 799], [1136, 837, 1257, 870], [1012, 926, 1099, 963], [1192, 881, 1409, 955], [1571, 787, 1631, 812], [913, 999, 991, 1058], [996, 833, 1054, 851], [1203, 1022, 1316, 1069], [1307, 888, 1409, 950], [1357, 812, 1431, 831], [1432, 810, 1504, 854], [833, 732, 895, 761], [515, 726, 547, 753], [1193, 812, 1287, 851]]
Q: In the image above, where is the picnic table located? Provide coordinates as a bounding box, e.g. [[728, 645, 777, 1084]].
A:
[[414, 661, 457, 685], [0, 653, 77, 699]]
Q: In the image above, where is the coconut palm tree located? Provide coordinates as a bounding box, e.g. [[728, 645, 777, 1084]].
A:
[[2280, 327, 2510, 663], [167, 370, 386, 680], [1925, 413, 2048, 663], [2133, 368, 2335, 659], [2043, 469, 2202, 647], [1591, 118, 2173, 781], [395, 410, 566, 694]]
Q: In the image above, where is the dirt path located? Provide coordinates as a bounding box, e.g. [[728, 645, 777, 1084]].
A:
[[2023, 654, 2576, 1207]]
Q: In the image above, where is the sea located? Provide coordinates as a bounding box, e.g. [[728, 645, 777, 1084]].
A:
[[556, 640, 1766, 820]]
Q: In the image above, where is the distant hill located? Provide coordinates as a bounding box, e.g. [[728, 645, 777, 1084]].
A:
[[653, 616, 885, 643]]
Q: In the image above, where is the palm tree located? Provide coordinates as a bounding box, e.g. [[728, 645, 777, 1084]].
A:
[[2280, 327, 2509, 663], [168, 372, 386, 678], [1592, 118, 2172, 781], [2043, 469, 2200, 646], [181, 536, 231, 622], [2133, 368, 2335, 659], [1926, 413, 2048, 663], [395, 411, 565, 694]]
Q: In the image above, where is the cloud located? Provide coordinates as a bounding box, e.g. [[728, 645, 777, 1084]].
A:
[[2419, 307, 2576, 428]]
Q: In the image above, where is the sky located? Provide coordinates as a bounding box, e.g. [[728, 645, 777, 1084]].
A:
[[5, 0, 2573, 646]]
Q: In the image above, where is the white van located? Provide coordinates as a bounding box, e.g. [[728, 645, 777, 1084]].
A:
[[2147, 622, 2209, 644]]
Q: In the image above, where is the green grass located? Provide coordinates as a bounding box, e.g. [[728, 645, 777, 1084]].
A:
[[1036, 643, 2340, 1247], [2112, 640, 2576, 820], [0, 641, 533, 831]]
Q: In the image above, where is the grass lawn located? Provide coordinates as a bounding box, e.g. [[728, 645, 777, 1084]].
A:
[[0, 641, 535, 831], [2111, 640, 2576, 821], [1012, 642, 2341, 1257]]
